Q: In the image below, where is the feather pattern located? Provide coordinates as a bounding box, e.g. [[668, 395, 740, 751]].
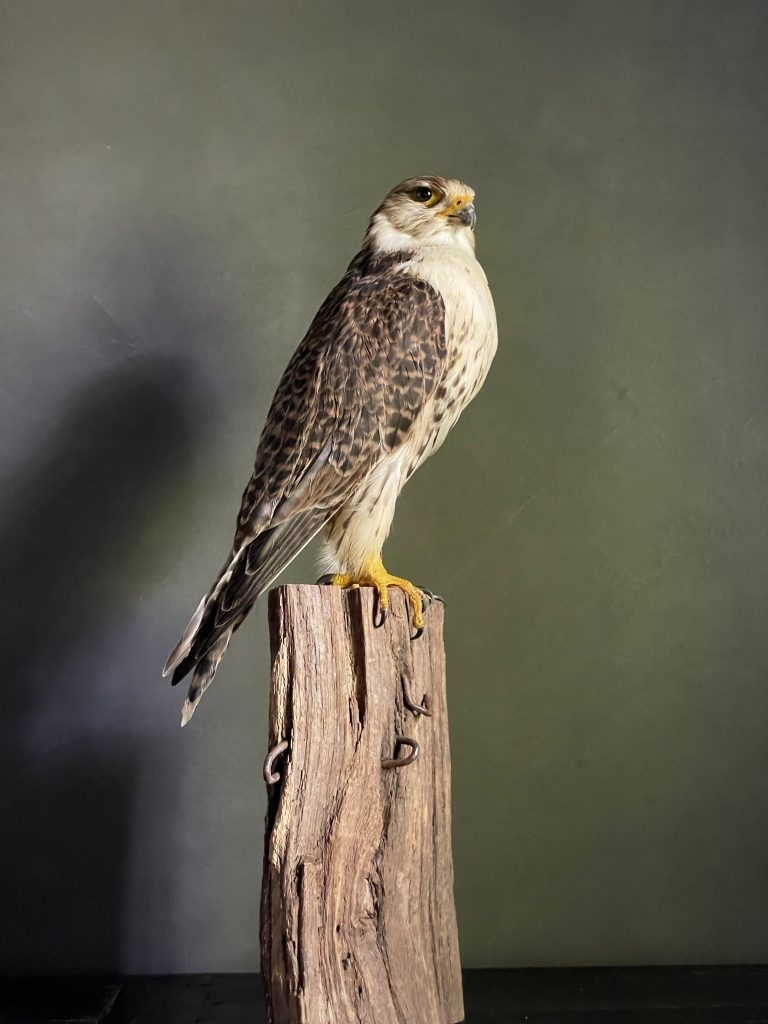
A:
[[165, 246, 448, 723]]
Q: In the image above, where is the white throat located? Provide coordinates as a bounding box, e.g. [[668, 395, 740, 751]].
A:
[[366, 211, 476, 258]]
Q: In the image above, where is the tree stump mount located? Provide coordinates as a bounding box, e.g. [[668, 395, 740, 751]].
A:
[[260, 584, 464, 1024]]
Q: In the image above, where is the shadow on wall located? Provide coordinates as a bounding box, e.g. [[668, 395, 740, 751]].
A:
[[0, 351, 206, 974]]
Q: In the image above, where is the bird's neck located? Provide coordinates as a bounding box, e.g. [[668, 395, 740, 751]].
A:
[[365, 212, 419, 255], [364, 212, 476, 260]]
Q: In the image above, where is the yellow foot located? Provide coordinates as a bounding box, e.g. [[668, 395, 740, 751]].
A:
[[327, 554, 425, 637]]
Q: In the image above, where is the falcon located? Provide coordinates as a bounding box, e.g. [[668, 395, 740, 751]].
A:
[[165, 176, 498, 724]]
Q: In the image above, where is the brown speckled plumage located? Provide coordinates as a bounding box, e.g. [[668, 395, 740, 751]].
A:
[[165, 176, 497, 724], [235, 248, 447, 549]]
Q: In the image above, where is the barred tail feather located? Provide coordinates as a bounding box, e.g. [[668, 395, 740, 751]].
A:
[[164, 507, 333, 725], [162, 593, 207, 678], [180, 630, 233, 726]]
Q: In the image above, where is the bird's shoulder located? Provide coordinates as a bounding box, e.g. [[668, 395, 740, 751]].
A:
[[313, 245, 444, 334], [272, 245, 445, 395]]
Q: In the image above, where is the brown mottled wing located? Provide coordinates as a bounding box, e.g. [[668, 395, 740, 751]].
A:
[[241, 270, 443, 537], [233, 266, 446, 554], [166, 261, 446, 706]]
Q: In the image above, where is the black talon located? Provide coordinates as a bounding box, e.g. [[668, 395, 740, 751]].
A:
[[373, 598, 387, 628], [316, 573, 335, 586], [417, 585, 445, 608], [410, 586, 439, 639]]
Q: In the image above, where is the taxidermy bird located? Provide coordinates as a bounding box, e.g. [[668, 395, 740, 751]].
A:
[[164, 176, 498, 724]]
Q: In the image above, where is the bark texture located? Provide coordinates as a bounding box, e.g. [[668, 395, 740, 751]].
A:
[[260, 584, 464, 1024]]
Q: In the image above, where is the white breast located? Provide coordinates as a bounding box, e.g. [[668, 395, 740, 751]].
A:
[[401, 244, 498, 479]]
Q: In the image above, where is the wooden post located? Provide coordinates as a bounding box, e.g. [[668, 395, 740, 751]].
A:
[[260, 584, 464, 1024]]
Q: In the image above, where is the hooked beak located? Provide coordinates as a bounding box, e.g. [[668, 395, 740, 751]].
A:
[[456, 203, 476, 229], [443, 194, 477, 230]]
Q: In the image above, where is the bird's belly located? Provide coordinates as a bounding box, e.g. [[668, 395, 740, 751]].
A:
[[405, 316, 496, 480], [320, 451, 406, 574]]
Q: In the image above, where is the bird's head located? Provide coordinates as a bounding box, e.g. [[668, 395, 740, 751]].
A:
[[367, 176, 477, 254]]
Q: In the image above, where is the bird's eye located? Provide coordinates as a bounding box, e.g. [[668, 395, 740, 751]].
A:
[[409, 185, 441, 207]]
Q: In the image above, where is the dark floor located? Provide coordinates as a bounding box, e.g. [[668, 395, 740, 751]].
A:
[[2, 968, 768, 1023]]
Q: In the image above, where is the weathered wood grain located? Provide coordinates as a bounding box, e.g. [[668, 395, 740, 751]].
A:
[[260, 584, 463, 1024]]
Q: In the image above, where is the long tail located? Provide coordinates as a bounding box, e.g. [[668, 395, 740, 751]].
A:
[[163, 509, 328, 725]]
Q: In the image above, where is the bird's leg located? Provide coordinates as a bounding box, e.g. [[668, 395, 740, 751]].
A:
[[328, 553, 425, 634]]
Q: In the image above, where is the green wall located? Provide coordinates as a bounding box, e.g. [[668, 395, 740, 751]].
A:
[[1, 0, 767, 973]]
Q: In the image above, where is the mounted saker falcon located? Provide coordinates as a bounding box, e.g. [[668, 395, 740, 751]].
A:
[[164, 176, 498, 724]]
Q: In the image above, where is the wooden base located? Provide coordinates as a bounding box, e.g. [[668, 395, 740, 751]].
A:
[[260, 584, 464, 1024]]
